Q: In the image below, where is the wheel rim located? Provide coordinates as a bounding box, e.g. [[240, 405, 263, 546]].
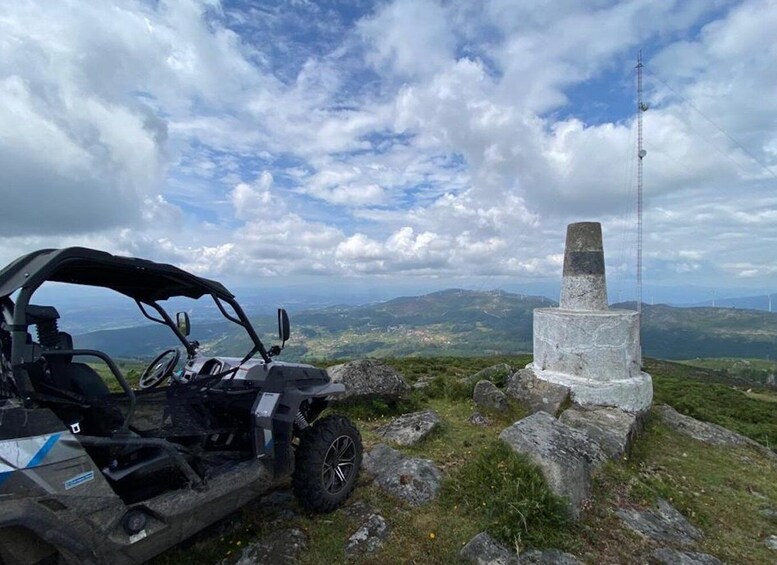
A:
[[321, 435, 356, 495]]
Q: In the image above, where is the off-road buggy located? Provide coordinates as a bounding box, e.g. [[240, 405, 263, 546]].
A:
[[0, 248, 362, 564]]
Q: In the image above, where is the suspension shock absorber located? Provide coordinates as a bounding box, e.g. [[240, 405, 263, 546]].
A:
[[294, 409, 309, 430], [36, 319, 60, 349]]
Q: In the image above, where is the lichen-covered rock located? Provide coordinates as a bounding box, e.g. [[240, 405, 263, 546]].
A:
[[327, 359, 409, 401], [342, 500, 376, 523], [760, 507, 777, 520], [376, 410, 441, 446], [559, 406, 639, 459], [220, 527, 307, 565], [344, 513, 389, 557], [473, 380, 508, 412], [412, 376, 434, 390], [520, 548, 583, 564], [468, 412, 493, 426], [459, 363, 514, 387], [505, 368, 570, 416], [459, 532, 519, 565], [362, 444, 442, 506], [765, 535, 777, 550], [655, 404, 750, 446], [657, 404, 777, 461], [616, 498, 703, 545], [650, 548, 724, 565], [499, 412, 606, 519]]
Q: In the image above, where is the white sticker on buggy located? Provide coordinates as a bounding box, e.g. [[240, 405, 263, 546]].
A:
[[255, 393, 280, 417], [64, 470, 94, 490]]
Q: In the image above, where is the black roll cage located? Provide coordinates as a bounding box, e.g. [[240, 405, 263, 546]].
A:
[[1, 248, 273, 430]]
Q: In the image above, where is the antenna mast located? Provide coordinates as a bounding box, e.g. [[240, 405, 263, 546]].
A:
[[636, 52, 647, 317]]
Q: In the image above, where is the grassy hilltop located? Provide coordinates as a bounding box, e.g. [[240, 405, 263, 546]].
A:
[[150, 356, 777, 565]]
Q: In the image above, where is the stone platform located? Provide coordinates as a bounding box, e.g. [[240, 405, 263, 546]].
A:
[[530, 307, 652, 412]]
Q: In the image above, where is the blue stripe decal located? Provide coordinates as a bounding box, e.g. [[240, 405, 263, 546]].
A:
[[0, 433, 62, 488], [26, 433, 62, 468]]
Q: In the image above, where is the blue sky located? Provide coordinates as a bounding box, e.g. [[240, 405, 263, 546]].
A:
[[1, 0, 775, 304]]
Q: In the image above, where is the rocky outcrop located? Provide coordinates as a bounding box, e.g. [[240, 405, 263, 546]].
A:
[[362, 443, 442, 506], [344, 513, 389, 557], [505, 368, 570, 416], [559, 406, 639, 459], [616, 498, 703, 545], [221, 527, 307, 565], [376, 410, 441, 446], [342, 500, 377, 523], [499, 411, 606, 519], [649, 548, 723, 565], [459, 532, 520, 565], [656, 405, 745, 445], [473, 380, 508, 412], [520, 548, 583, 564], [459, 363, 514, 387], [327, 359, 409, 401], [656, 404, 777, 462], [468, 412, 493, 426]]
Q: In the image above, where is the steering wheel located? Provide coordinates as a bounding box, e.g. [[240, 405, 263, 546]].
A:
[[139, 348, 181, 390]]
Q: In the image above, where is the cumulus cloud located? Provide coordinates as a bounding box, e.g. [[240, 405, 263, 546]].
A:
[[0, 0, 774, 294], [231, 172, 275, 220]]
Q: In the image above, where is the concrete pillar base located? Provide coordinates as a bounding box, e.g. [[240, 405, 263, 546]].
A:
[[531, 307, 653, 413], [526, 365, 653, 413]]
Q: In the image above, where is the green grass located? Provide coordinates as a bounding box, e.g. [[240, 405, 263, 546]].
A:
[[581, 415, 777, 564], [88, 359, 144, 391], [440, 440, 572, 551], [145, 356, 777, 564], [646, 359, 777, 448]]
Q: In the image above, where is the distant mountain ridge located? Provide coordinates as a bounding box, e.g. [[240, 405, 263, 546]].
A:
[[687, 294, 775, 311], [75, 289, 776, 361]]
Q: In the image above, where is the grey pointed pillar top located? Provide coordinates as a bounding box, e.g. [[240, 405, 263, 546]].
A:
[[559, 222, 608, 311]]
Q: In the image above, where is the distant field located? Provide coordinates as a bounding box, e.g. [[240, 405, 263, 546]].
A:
[[76, 290, 777, 362], [678, 357, 777, 388]]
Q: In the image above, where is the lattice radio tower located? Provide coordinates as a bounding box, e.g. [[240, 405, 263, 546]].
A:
[[636, 52, 648, 317]]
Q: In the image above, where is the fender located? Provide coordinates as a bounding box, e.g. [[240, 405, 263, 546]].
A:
[[0, 499, 99, 564]]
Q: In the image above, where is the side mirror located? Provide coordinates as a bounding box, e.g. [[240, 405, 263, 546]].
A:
[[277, 308, 290, 345], [176, 312, 190, 337]]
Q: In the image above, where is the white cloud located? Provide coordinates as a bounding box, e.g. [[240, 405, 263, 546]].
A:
[[0, 0, 774, 294], [358, 0, 455, 79], [231, 172, 274, 220]]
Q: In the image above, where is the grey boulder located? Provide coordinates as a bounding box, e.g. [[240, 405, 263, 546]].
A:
[[327, 359, 409, 401], [468, 412, 493, 427], [655, 404, 751, 446], [656, 405, 777, 461], [505, 368, 570, 416], [459, 532, 519, 565], [222, 527, 307, 565], [559, 406, 639, 459], [376, 410, 441, 446], [473, 380, 509, 412], [617, 498, 703, 546], [344, 513, 389, 557], [362, 443, 442, 506], [459, 363, 514, 387], [499, 411, 606, 519]]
